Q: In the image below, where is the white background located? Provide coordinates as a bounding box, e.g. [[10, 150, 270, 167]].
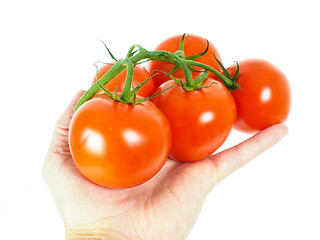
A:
[[1, 0, 319, 239]]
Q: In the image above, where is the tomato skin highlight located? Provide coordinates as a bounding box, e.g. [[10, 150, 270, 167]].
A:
[[228, 59, 291, 133], [69, 94, 171, 189], [147, 34, 223, 88], [151, 79, 236, 162], [93, 64, 156, 97]]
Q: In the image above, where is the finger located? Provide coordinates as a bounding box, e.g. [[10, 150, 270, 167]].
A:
[[56, 90, 86, 130], [209, 123, 288, 183], [47, 90, 85, 157], [43, 90, 85, 183]]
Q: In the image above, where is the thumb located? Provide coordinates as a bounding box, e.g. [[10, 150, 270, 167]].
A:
[[50, 90, 85, 153], [43, 90, 85, 179], [55, 90, 86, 133]]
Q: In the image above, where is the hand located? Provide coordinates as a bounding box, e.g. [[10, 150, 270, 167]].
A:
[[43, 91, 288, 240]]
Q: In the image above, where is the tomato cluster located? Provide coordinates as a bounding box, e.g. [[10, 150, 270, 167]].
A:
[[68, 34, 291, 189]]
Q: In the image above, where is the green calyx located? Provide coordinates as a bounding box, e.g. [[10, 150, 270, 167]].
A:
[[96, 67, 173, 105], [161, 33, 240, 91], [74, 34, 241, 112], [212, 52, 241, 91]]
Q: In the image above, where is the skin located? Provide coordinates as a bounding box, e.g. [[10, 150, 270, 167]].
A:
[[43, 90, 288, 240], [69, 94, 171, 189], [151, 79, 236, 162], [228, 59, 291, 133]]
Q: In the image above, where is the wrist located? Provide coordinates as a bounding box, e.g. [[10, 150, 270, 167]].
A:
[[65, 227, 129, 240]]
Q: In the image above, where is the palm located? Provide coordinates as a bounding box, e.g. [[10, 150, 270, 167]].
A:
[[43, 91, 288, 240], [46, 143, 215, 240]]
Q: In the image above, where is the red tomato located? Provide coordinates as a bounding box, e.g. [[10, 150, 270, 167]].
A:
[[228, 59, 291, 133], [151, 79, 236, 162], [147, 34, 223, 88], [69, 94, 171, 189], [93, 64, 156, 97]]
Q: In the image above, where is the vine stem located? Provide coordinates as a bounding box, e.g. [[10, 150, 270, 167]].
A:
[[74, 43, 239, 112], [119, 59, 134, 102], [146, 50, 194, 86], [184, 60, 237, 87], [74, 59, 127, 112]]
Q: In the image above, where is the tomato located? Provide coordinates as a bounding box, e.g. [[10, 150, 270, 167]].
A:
[[228, 59, 291, 133], [93, 64, 156, 97], [69, 94, 171, 189], [147, 34, 223, 88], [151, 79, 236, 162]]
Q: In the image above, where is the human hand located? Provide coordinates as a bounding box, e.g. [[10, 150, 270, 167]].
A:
[[43, 91, 288, 240]]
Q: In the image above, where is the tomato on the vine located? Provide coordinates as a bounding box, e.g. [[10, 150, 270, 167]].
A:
[[69, 93, 171, 189], [93, 64, 156, 97], [228, 59, 291, 133], [147, 34, 223, 87], [151, 78, 236, 162]]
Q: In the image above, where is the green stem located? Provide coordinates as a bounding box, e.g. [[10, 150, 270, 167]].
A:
[[146, 50, 193, 86], [74, 42, 240, 112], [126, 44, 144, 59], [184, 60, 234, 86], [74, 59, 127, 112], [119, 59, 134, 102], [74, 47, 149, 112], [128, 45, 148, 62]]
